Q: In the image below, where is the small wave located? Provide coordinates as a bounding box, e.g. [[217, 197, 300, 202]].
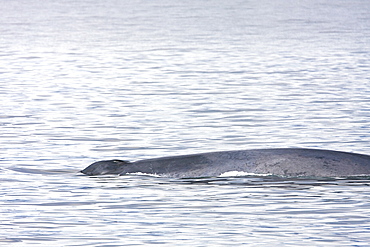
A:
[[8, 167, 78, 175]]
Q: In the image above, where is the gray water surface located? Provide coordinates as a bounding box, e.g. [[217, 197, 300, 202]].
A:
[[1, 0, 370, 246]]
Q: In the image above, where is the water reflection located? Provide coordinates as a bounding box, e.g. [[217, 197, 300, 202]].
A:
[[2, 0, 370, 245]]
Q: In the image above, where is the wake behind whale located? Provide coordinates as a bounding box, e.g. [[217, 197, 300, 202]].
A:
[[81, 148, 370, 178]]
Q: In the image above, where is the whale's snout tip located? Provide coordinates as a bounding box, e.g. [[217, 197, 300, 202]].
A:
[[81, 159, 131, 176]]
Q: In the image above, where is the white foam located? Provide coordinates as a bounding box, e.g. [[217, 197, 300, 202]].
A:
[[127, 172, 161, 177], [219, 171, 272, 177]]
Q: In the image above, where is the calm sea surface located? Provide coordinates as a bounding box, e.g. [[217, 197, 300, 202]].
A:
[[1, 0, 370, 246]]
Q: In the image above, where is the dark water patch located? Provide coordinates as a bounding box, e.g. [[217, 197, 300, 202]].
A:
[[173, 175, 370, 188]]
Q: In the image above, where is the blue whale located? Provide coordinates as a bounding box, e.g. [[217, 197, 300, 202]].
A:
[[81, 148, 370, 178]]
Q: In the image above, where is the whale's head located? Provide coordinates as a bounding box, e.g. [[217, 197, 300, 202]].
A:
[[81, 159, 131, 176]]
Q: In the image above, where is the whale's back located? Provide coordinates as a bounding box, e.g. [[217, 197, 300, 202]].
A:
[[227, 148, 370, 177], [81, 148, 370, 177]]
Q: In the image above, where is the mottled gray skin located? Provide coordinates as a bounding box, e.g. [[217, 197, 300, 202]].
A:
[[81, 148, 370, 178]]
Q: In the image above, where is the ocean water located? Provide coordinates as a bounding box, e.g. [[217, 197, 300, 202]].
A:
[[1, 0, 370, 246]]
